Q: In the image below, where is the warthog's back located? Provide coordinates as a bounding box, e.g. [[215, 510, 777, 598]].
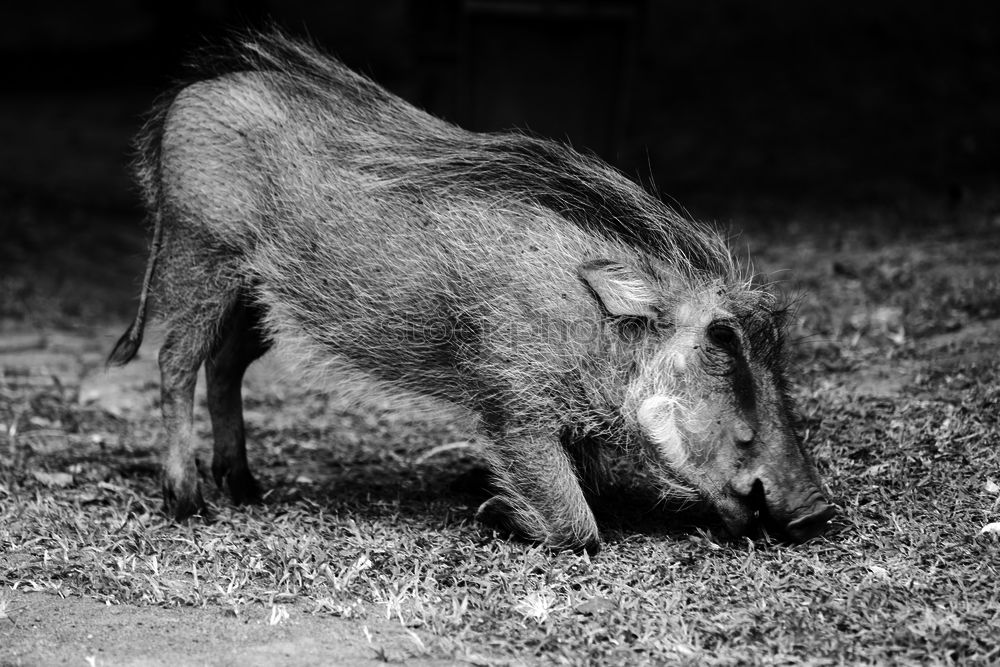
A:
[[147, 32, 733, 272]]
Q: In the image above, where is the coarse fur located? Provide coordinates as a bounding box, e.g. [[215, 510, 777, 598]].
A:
[[110, 29, 834, 553]]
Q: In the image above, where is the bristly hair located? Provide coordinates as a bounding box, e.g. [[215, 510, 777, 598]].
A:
[[175, 26, 738, 282], [384, 132, 738, 279]]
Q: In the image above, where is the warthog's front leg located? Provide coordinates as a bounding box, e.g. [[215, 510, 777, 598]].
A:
[[478, 428, 600, 555]]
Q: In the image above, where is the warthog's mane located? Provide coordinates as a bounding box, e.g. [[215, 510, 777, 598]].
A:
[[168, 27, 741, 285]]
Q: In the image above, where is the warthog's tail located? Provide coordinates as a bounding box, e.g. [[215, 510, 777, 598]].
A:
[[107, 212, 163, 366], [108, 78, 176, 368]]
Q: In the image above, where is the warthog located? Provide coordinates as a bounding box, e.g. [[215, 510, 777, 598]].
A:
[[109, 30, 835, 553]]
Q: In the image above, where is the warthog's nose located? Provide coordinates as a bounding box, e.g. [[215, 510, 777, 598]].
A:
[[784, 502, 837, 542]]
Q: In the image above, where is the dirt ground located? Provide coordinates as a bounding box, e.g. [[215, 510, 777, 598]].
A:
[[2, 591, 455, 667]]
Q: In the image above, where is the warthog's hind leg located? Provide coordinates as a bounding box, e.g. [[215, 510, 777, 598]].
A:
[[159, 294, 239, 519], [206, 297, 272, 505]]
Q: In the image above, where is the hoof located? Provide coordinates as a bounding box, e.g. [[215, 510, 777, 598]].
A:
[[212, 462, 263, 506], [227, 471, 263, 506], [163, 480, 208, 521]]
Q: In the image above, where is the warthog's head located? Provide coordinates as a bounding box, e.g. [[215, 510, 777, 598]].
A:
[[580, 259, 836, 542]]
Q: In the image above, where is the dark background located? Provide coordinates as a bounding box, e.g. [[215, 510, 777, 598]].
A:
[[1, 0, 998, 324]]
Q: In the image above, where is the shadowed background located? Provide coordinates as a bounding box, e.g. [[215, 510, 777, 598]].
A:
[[0, 0, 998, 326]]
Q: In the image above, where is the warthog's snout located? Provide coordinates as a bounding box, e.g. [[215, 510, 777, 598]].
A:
[[729, 480, 836, 543], [772, 483, 837, 542], [784, 501, 837, 542]]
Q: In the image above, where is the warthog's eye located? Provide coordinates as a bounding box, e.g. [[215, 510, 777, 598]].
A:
[[707, 321, 741, 355]]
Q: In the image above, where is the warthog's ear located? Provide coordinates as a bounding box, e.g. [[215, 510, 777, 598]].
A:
[[578, 259, 659, 318]]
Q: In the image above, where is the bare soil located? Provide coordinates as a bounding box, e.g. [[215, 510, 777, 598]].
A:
[[2, 591, 453, 667]]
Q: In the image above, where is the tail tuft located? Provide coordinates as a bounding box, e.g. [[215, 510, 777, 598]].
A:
[[107, 323, 144, 366], [109, 205, 165, 367]]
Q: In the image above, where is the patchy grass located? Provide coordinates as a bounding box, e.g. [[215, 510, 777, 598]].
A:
[[3, 202, 1000, 664]]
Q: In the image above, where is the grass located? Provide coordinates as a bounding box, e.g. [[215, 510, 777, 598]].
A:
[[2, 198, 1000, 664]]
